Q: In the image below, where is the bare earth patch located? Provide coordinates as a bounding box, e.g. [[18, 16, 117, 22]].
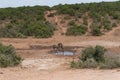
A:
[[0, 67, 120, 80], [21, 58, 67, 70], [0, 35, 120, 80]]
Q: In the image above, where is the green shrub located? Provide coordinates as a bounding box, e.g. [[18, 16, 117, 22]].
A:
[[21, 22, 54, 38], [0, 6, 53, 38], [99, 58, 120, 69], [81, 45, 105, 63], [104, 23, 112, 30], [71, 46, 120, 69], [112, 12, 120, 19], [81, 47, 95, 62], [112, 22, 117, 27], [66, 25, 87, 36], [79, 58, 98, 68], [68, 20, 75, 26], [0, 43, 22, 67], [70, 60, 79, 68], [90, 22, 103, 36], [0, 26, 22, 38], [94, 46, 105, 62], [0, 21, 54, 38], [83, 17, 88, 25], [75, 12, 83, 18], [91, 28, 102, 36]]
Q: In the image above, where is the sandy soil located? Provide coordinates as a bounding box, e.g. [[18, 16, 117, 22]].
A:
[[0, 67, 120, 80], [0, 35, 120, 80]]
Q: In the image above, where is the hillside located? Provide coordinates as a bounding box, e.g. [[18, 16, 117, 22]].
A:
[[0, 1, 120, 38], [0, 6, 55, 38], [47, 1, 120, 36]]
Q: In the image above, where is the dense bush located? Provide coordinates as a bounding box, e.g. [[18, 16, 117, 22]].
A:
[[90, 23, 102, 36], [81, 45, 105, 63], [66, 25, 87, 36], [54, 1, 120, 19], [0, 6, 50, 21], [70, 45, 120, 69], [0, 43, 22, 67], [20, 22, 55, 38], [0, 21, 55, 38], [0, 6, 55, 38]]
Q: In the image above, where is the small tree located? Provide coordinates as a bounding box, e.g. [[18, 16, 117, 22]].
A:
[[91, 28, 102, 36]]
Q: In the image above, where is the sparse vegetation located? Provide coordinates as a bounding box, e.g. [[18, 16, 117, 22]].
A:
[[0, 43, 22, 67], [70, 45, 120, 69], [0, 22, 54, 38], [53, 1, 120, 36]]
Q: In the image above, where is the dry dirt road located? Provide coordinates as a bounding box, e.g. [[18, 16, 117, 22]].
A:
[[0, 66, 120, 80]]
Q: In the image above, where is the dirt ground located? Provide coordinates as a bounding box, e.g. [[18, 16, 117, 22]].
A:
[[0, 67, 120, 80], [0, 33, 120, 80]]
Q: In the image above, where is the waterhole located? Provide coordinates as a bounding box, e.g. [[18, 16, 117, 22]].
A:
[[55, 51, 74, 56]]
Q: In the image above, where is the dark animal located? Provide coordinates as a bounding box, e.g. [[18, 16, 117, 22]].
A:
[[53, 45, 59, 53], [58, 43, 64, 52], [52, 43, 64, 54]]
